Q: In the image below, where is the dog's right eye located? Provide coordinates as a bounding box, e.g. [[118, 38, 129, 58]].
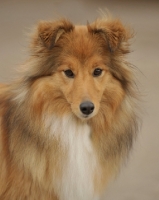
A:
[[64, 69, 75, 78]]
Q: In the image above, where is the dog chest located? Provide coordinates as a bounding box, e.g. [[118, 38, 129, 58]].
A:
[[48, 115, 100, 200]]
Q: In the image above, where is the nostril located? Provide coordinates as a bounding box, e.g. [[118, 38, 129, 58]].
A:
[[80, 101, 94, 115]]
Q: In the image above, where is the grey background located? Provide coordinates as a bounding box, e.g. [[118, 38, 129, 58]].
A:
[[0, 0, 159, 199]]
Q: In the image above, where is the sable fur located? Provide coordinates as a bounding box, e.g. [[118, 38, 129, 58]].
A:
[[0, 16, 139, 200]]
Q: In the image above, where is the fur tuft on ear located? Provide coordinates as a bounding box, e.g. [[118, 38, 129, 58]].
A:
[[88, 18, 132, 53], [32, 19, 74, 50]]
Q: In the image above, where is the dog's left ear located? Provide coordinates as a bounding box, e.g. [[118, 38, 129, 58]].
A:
[[32, 19, 74, 50], [88, 19, 132, 53]]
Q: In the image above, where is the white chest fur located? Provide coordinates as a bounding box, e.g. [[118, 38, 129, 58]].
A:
[[48, 115, 100, 200]]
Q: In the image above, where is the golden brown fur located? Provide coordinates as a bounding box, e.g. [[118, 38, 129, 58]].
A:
[[0, 17, 139, 200]]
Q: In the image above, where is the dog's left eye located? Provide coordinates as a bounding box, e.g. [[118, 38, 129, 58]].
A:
[[64, 69, 75, 78], [93, 68, 103, 77]]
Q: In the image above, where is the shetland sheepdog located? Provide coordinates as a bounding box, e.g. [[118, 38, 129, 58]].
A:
[[0, 16, 139, 200]]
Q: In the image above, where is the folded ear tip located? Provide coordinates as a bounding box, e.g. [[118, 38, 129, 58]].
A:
[[88, 17, 133, 53], [31, 19, 74, 51]]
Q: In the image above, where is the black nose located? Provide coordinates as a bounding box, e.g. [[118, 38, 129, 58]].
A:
[[80, 101, 94, 115]]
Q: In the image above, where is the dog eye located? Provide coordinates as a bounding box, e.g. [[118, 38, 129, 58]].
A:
[[93, 68, 103, 77], [64, 69, 75, 78]]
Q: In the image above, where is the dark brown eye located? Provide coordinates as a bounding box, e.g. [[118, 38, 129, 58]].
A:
[[93, 68, 103, 77], [64, 69, 75, 78]]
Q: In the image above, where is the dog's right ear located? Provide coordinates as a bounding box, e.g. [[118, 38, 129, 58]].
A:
[[32, 19, 74, 50]]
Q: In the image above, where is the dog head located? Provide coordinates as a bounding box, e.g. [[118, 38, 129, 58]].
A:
[[25, 18, 133, 120]]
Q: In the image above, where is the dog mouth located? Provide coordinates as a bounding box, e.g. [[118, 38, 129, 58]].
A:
[[76, 113, 94, 121], [81, 114, 92, 119]]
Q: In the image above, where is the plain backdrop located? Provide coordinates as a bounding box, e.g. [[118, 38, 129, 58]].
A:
[[0, 0, 159, 199]]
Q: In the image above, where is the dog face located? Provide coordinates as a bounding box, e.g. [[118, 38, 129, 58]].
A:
[[55, 55, 111, 119], [27, 19, 132, 120], [50, 25, 112, 119]]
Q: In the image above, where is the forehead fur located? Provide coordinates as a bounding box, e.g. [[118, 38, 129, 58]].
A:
[[56, 25, 110, 62]]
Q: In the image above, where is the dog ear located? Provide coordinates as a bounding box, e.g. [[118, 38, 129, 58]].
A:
[[33, 19, 74, 50], [88, 19, 132, 53]]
